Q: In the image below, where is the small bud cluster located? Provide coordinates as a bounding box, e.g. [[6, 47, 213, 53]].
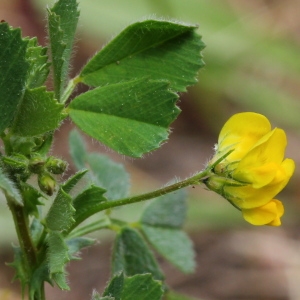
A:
[[1, 137, 67, 196]]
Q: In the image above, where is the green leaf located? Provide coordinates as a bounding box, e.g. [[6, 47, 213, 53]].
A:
[[9, 136, 36, 156], [29, 263, 52, 300], [69, 78, 179, 157], [0, 167, 22, 205], [73, 185, 107, 226], [30, 218, 44, 246], [11, 87, 64, 136], [80, 19, 205, 92], [69, 129, 87, 170], [46, 231, 70, 290], [140, 190, 195, 273], [52, 272, 69, 290], [8, 246, 27, 294], [69, 130, 130, 199], [66, 237, 95, 260], [103, 272, 124, 300], [20, 182, 44, 218], [142, 225, 195, 273], [26, 37, 50, 88], [45, 187, 75, 231], [47, 231, 70, 274], [103, 273, 163, 300], [141, 189, 187, 228], [86, 153, 130, 200], [0, 23, 29, 133], [62, 169, 88, 193], [112, 227, 164, 281], [48, 0, 79, 100]]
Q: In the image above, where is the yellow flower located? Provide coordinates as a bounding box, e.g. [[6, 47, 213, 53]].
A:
[[206, 112, 295, 226]]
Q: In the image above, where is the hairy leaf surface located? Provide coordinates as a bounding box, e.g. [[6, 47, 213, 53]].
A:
[[80, 19, 205, 92], [0, 23, 29, 133], [69, 79, 179, 157], [48, 0, 79, 100], [12, 87, 64, 136]]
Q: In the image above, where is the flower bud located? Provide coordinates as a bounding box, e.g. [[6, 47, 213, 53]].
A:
[[45, 157, 67, 174], [2, 154, 28, 170], [29, 154, 45, 174], [38, 172, 56, 196]]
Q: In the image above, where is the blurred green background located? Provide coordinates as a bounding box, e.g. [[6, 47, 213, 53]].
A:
[[1, 0, 299, 299]]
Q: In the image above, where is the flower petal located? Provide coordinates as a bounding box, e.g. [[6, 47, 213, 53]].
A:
[[233, 128, 287, 187], [224, 158, 294, 209], [242, 199, 284, 226], [271, 158, 295, 185], [217, 112, 271, 162]]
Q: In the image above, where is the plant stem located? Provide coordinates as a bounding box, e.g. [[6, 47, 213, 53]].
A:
[[86, 150, 233, 214], [67, 216, 111, 239], [66, 150, 232, 234], [99, 171, 210, 210], [61, 76, 81, 104], [66, 168, 212, 234], [7, 196, 37, 268]]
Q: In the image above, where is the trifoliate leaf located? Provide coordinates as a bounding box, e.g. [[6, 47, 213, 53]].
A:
[[48, 0, 79, 100], [0, 167, 22, 205], [142, 225, 195, 274], [141, 189, 187, 228], [80, 19, 205, 92], [69, 78, 179, 157], [11, 87, 64, 136], [45, 187, 75, 231], [112, 227, 164, 281], [73, 185, 107, 226], [103, 273, 163, 300], [0, 22, 29, 133], [86, 153, 130, 200], [26, 37, 50, 88]]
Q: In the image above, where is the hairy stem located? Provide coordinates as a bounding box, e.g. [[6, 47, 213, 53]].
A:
[[66, 150, 233, 235], [97, 171, 209, 209], [61, 76, 81, 104], [7, 196, 37, 268], [67, 167, 212, 233]]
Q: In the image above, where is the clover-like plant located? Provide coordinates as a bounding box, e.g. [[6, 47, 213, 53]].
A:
[[0, 0, 294, 300]]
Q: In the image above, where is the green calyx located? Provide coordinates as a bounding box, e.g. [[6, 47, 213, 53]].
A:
[[29, 153, 45, 174], [45, 157, 68, 175], [38, 172, 56, 196]]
